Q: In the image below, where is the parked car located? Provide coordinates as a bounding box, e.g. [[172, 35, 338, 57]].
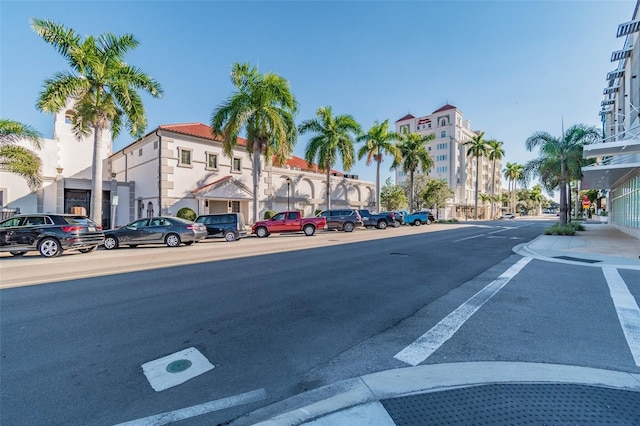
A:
[[0, 213, 104, 258], [498, 212, 516, 219], [103, 216, 207, 249], [195, 213, 247, 242], [398, 210, 435, 226], [316, 209, 363, 232], [252, 211, 327, 237], [357, 209, 399, 229], [381, 211, 405, 226]]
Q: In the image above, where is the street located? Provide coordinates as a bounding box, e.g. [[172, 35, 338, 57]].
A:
[[1, 219, 639, 425]]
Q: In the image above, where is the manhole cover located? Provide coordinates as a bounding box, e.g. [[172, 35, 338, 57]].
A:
[[166, 359, 192, 373]]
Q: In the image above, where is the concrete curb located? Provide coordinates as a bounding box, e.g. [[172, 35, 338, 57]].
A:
[[236, 362, 640, 426]]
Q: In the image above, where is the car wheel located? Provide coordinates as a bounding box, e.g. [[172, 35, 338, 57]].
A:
[[103, 236, 119, 250], [165, 233, 181, 247], [224, 231, 236, 242], [255, 227, 269, 238], [377, 220, 388, 230], [78, 246, 98, 253], [39, 238, 62, 257], [10, 251, 26, 256], [343, 222, 355, 232], [303, 224, 316, 236], [413, 219, 422, 226], [393, 221, 400, 228]]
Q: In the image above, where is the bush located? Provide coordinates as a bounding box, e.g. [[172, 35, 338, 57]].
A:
[[263, 210, 277, 219], [176, 207, 196, 221], [544, 224, 576, 236]]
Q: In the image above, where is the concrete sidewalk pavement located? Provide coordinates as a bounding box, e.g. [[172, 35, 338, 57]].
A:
[[231, 223, 640, 426]]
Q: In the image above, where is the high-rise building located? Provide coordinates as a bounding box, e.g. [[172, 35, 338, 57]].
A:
[[395, 104, 502, 219]]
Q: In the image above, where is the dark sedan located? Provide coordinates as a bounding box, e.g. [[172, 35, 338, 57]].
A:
[[103, 216, 207, 249], [0, 214, 104, 258]]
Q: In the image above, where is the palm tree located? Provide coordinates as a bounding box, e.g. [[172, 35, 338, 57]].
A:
[[393, 131, 435, 212], [464, 131, 488, 220], [525, 124, 599, 225], [503, 162, 524, 215], [530, 184, 544, 215], [32, 19, 162, 226], [486, 139, 504, 219], [299, 106, 361, 210], [0, 119, 43, 191], [211, 63, 298, 223], [357, 119, 400, 212]]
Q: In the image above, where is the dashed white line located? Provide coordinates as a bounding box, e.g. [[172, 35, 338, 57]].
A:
[[114, 388, 266, 425], [394, 257, 532, 366], [603, 267, 640, 367]]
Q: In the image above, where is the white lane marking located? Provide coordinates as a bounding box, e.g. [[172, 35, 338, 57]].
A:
[[115, 388, 267, 426], [394, 257, 532, 366], [452, 234, 486, 242], [603, 267, 640, 367]]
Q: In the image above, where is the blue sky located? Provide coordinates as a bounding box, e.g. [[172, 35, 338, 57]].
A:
[[1, 0, 635, 191]]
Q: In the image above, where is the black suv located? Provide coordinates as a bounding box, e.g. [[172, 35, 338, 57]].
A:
[[195, 213, 247, 242], [317, 209, 363, 232], [0, 214, 105, 257]]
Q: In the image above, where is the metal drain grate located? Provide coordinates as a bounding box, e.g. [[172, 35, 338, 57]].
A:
[[554, 256, 601, 263], [382, 383, 640, 425]]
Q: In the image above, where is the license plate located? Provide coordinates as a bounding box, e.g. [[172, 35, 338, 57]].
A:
[[88, 226, 96, 232]]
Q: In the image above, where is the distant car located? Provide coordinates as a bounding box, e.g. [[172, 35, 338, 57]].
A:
[[499, 213, 516, 219], [316, 209, 363, 232], [103, 216, 207, 249], [195, 213, 247, 242], [381, 211, 404, 226], [0, 213, 104, 258]]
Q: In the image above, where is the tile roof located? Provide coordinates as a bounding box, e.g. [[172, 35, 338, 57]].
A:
[[395, 113, 415, 122], [159, 123, 343, 175], [432, 104, 457, 114]]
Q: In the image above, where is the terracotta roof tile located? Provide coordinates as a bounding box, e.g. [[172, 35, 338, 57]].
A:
[[159, 123, 247, 146], [191, 175, 232, 194], [395, 113, 415, 122], [432, 104, 457, 114]]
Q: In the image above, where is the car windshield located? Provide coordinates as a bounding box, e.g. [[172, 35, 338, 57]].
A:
[[64, 216, 98, 226]]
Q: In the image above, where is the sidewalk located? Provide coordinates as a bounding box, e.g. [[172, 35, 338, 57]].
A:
[[232, 223, 640, 426]]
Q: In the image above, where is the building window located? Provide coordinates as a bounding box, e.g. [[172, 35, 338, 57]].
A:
[[438, 115, 450, 127], [437, 154, 447, 161], [206, 153, 218, 170], [399, 124, 410, 134], [64, 110, 73, 124], [441, 131, 446, 138], [154, 140, 158, 150], [232, 157, 241, 172], [138, 148, 143, 156], [437, 143, 448, 150], [178, 148, 192, 166], [138, 199, 144, 219], [146, 202, 154, 218], [437, 166, 448, 173], [0, 188, 5, 208]]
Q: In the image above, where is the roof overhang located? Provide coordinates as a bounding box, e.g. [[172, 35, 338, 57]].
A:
[[582, 162, 640, 190], [603, 86, 619, 95], [617, 19, 640, 37], [583, 134, 640, 158], [607, 69, 625, 80], [611, 47, 633, 61]]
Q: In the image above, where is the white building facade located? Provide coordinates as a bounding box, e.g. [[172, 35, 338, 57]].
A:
[[583, 0, 640, 239], [2, 117, 376, 226], [394, 104, 502, 219]]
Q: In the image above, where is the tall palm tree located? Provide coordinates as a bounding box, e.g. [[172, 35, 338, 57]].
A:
[[211, 63, 298, 223], [357, 119, 400, 212], [32, 19, 162, 226], [503, 162, 524, 215], [0, 119, 43, 191], [486, 139, 504, 219], [464, 131, 488, 220], [299, 106, 361, 210], [393, 131, 435, 212], [525, 124, 599, 225], [530, 184, 544, 215]]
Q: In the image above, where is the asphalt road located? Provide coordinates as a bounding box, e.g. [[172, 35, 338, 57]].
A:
[[2, 219, 638, 425]]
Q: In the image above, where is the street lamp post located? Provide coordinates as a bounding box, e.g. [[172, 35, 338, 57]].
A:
[[286, 177, 291, 211]]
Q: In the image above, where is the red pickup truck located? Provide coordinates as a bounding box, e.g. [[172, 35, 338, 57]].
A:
[[252, 211, 327, 237]]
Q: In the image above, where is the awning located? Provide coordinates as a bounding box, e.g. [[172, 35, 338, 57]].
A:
[[611, 47, 633, 61], [582, 162, 640, 190], [583, 135, 640, 158], [617, 19, 640, 37]]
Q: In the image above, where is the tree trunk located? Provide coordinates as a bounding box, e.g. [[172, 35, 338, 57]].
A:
[[252, 144, 261, 223], [474, 156, 479, 220], [375, 156, 381, 212], [559, 158, 567, 225], [325, 162, 331, 210], [491, 159, 496, 219], [90, 126, 103, 227]]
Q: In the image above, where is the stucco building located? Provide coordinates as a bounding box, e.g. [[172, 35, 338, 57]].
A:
[[583, 0, 640, 238], [394, 104, 502, 219]]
